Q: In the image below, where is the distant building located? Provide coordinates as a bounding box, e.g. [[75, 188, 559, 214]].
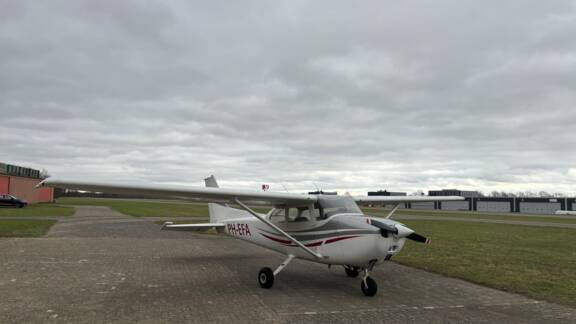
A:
[[367, 190, 407, 196], [308, 190, 338, 195], [0, 162, 54, 203], [428, 189, 482, 198]]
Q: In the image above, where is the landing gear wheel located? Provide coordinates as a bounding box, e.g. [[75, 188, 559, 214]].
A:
[[258, 267, 274, 289], [361, 277, 378, 297], [345, 266, 359, 278]]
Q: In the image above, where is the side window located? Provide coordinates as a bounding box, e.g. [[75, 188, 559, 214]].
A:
[[269, 208, 286, 223], [269, 206, 322, 223], [269, 208, 298, 223], [293, 207, 309, 222]]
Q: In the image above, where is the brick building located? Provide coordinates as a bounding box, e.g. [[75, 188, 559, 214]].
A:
[[0, 162, 54, 203]]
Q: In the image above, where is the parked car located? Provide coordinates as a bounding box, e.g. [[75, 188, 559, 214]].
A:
[[0, 194, 28, 208]]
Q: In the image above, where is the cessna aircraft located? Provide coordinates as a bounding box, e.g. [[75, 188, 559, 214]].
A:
[[38, 176, 463, 296], [555, 210, 576, 215]]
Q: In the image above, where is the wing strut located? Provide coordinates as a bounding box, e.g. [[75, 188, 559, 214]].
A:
[[386, 204, 401, 219], [234, 198, 323, 259]]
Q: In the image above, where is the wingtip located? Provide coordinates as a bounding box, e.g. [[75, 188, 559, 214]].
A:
[[34, 179, 48, 189]]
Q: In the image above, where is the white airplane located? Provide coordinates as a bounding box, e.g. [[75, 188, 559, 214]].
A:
[[555, 210, 576, 215], [38, 176, 463, 296]]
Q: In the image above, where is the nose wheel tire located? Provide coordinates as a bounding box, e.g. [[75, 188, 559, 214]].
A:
[[258, 267, 275, 289], [345, 266, 360, 278], [361, 277, 378, 297]]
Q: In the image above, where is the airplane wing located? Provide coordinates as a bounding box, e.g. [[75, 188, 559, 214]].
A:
[[37, 179, 317, 207], [39, 178, 326, 258], [353, 195, 464, 205]]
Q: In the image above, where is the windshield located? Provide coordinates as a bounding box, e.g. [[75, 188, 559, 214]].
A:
[[268, 196, 362, 223], [318, 196, 362, 217]]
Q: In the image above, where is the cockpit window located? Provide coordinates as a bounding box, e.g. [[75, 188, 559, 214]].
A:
[[318, 196, 362, 218], [269, 205, 321, 223], [269, 196, 362, 223], [268, 196, 362, 223]]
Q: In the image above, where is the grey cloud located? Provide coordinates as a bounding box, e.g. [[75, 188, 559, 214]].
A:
[[1, 0, 576, 195]]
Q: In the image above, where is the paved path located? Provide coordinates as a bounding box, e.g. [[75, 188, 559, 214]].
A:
[[1, 206, 575, 323]]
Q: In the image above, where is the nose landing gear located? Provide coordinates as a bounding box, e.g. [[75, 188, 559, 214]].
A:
[[360, 260, 378, 297], [361, 276, 378, 296]]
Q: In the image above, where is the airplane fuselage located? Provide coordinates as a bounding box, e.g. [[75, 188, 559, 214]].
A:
[[220, 213, 406, 267]]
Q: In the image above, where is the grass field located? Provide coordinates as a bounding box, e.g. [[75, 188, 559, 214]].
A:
[[0, 220, 57, 237], [57, 197, 272, 217], [394, 220, 576, 307], [0, 204, 74, 217], [363, 207, 576, 224]]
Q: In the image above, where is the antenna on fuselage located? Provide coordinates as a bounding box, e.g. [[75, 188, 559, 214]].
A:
[[312, 182, 321, 193]]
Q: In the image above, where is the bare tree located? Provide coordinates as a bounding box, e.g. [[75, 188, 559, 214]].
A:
[[538, 191, 552, 197], [410, 190, 424, 196], [39, 168, 51, 179]]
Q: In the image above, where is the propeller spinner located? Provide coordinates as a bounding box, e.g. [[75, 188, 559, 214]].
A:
[[370, 219, 431, 244]]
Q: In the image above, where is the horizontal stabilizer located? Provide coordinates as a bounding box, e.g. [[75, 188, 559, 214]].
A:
[[161, 222, 225, 231]]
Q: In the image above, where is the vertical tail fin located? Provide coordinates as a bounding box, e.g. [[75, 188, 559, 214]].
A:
[[204, 175, 252, 223], [205, 175, 221, 223]]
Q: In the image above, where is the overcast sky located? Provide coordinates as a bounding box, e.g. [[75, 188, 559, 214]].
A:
[[1, 0, 576, 195]]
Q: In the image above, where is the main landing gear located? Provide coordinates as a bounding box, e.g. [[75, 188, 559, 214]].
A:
[[258, 256, 378, 297], [345, 261, 378, 297], [344, 265, 360, 278], [258, 254, 295, 289]]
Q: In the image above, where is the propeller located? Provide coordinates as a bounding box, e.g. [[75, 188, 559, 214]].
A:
[[370, 219, 431, 244], [406, 232, 431, 244]]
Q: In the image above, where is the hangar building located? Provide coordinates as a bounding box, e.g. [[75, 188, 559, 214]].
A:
[[394, 188, 575, 215], [368, 190, 407, 196], [0, 162, 54, 203], [428, 189, 483, 211]]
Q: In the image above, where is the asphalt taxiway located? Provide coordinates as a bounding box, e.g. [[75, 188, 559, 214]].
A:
[[1, 206, 575, 323]]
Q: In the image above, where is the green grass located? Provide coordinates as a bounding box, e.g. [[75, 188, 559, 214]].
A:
[[0, 220, 57, 237], [362, 207, 576, 224], [57, 198, 271, 217], [394, 220, 576, 307], [0, 204, 74, 217]]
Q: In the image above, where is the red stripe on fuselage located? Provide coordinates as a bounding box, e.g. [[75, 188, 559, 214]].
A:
[[260, 233, 293, 245], [259, 232, 360, 247]]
